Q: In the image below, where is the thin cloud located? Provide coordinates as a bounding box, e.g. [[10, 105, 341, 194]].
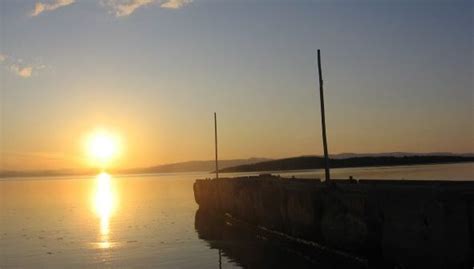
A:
[[103, 0, 154, 17], [160, 0, 191, 9], [0, 54, 46, 78], [10, 65, 33, 78], [1, 151, 83, 171], [103, 0, 191, 17], [31, 0, 75, 17]]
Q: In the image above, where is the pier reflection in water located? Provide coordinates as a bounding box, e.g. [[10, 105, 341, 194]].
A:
[[194, 209, 367, 269]]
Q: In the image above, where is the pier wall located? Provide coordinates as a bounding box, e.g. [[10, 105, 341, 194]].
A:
[[193, 176, 474, 268]]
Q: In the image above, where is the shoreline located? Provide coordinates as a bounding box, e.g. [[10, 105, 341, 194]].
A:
[[1, 160, 473, 180]]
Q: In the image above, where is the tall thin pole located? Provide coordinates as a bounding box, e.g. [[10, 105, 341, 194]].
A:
[[214, 112, 219, 179], [317, 50, 331, 182]]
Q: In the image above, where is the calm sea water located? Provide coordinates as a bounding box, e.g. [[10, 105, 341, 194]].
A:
[[1, 163, 473, 268]]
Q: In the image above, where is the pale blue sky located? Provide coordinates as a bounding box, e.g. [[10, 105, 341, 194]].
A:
[[0, 0, 472, 170]]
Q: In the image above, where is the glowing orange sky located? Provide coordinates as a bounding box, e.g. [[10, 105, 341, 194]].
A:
[[1, 1, 472, 171]]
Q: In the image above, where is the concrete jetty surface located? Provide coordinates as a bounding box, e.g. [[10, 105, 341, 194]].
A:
[[193, 175, 474, 268]]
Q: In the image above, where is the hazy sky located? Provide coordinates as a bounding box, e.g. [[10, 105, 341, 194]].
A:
[[0, 0, 472, 170]]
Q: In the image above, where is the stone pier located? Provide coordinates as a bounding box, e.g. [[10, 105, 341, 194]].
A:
[[194, 175, 474, 268]]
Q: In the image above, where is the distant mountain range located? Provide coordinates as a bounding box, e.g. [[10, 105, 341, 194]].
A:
[[1, 153, 472, 178], [114, 158, 270, 174], [329, 152, 474, 159], [218, 154, 474, 173], [0, 158, 269, 178]]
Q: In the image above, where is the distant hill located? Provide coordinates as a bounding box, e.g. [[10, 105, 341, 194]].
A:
[[330, 152, 474, 159], [219, 155, 474, 173], [115, 158, 270, 174], [0, 168, 99, 179], [0, 158, 270, 178], [2, 154, 472, 178]]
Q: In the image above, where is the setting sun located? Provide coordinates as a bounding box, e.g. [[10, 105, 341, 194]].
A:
[[86, 129, 121, 167]]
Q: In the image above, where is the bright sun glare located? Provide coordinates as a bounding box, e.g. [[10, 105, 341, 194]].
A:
[[87, 129, 121, 166], [93, 172, 117, 249], [94, 172, 115, 218]]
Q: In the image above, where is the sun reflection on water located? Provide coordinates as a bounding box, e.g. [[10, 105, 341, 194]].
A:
[[93, 172, 117, 249]]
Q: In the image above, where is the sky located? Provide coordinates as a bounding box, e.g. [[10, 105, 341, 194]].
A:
[[0, 0, 472, 170]]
